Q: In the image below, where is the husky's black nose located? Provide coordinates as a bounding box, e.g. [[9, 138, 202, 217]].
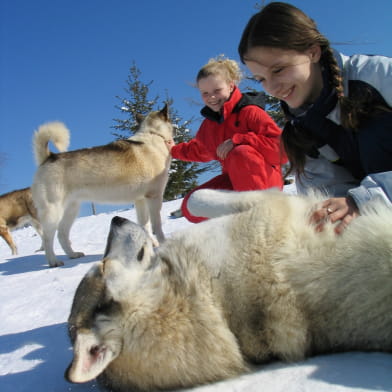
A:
[[111, 216, 129, 227]]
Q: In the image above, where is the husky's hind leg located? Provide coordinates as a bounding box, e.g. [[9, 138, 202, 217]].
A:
[[38, 204, 65, 267], [0, 224, 17, 255], [58, 201, 84, 260], [30, 217, 44, 252]]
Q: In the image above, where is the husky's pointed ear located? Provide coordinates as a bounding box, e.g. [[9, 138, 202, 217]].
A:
[[159, 104, 169, 121], [67, 263, 106, 343], [135, 113, 144, 125], [65, 331, 119, 384]]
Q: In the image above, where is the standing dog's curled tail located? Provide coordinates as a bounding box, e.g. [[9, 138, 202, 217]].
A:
[[33, 121, 70, 165]]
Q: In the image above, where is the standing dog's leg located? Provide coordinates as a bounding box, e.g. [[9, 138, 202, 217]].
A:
[[146, 196, 165, 243], [38, 202, 66, 267], [58, 201, 84, 260], [134, 199, 159, 246], [30, 217, 44, 252], [0, 224, 17, 255], [134, 199, 149, 231], [42, 224, 62, 267]]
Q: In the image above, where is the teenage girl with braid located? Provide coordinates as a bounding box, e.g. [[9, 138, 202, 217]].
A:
[[238, 2, 392, 233]]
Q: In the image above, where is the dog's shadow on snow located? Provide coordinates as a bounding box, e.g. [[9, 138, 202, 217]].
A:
[[0, 253, 102, 275], [246, 352, 392, 391], [0, 323, 98, 392], [306, 352, 392, 389]]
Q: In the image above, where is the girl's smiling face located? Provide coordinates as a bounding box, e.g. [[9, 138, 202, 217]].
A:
[[198, 74, 234, 113], [244, 46, 323, 109]]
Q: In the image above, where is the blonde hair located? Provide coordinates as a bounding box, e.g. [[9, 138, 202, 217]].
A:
[[196, 55, 243, 86]]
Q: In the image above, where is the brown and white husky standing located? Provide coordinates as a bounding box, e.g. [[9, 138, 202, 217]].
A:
[[32, 105, 173, 267]]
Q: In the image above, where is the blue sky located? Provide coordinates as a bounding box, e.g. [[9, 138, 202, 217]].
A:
[[1, 0, 392, 215]]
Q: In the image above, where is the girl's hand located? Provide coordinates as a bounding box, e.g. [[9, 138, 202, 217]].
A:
[[311, 196, 360, 234], [217, 139, 234, 159]]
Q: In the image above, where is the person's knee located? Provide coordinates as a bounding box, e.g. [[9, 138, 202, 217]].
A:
[[181, 198, 206, 223], [179, 175, 234, 223]]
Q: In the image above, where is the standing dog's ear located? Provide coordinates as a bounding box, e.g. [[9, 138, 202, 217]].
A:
[[159, 104, 169, 121], [135, 113, 144, 125]]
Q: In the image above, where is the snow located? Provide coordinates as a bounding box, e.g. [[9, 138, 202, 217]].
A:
[[1, 192, 392, 392]]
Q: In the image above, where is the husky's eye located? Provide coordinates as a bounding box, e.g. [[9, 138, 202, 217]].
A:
[[137, 246, 144, 262]]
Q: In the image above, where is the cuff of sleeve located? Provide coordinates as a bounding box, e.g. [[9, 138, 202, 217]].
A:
[[231, 134, 242, 145], [170, 144, 182, 159], [347, 185, 372, 212]]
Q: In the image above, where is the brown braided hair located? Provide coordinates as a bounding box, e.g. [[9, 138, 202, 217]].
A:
[[238, 2, 391, 176], [322, 44, 391, 129]]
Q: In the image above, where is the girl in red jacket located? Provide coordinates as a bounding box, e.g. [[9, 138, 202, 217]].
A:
[[171, 56, 285, 222]]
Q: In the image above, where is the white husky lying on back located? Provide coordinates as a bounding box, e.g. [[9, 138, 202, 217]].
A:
[[66, 189, 392, 391]]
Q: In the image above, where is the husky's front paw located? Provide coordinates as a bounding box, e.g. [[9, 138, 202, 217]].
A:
[[49, 260, 65, 268]]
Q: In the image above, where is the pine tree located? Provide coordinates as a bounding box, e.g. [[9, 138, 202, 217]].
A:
[[112, 62, 209, 200], [112, 62, 159, 138], [264, 93, 285, 127]]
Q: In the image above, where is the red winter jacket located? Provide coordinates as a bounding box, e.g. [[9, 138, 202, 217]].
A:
[[171, 87, 285, 174]]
